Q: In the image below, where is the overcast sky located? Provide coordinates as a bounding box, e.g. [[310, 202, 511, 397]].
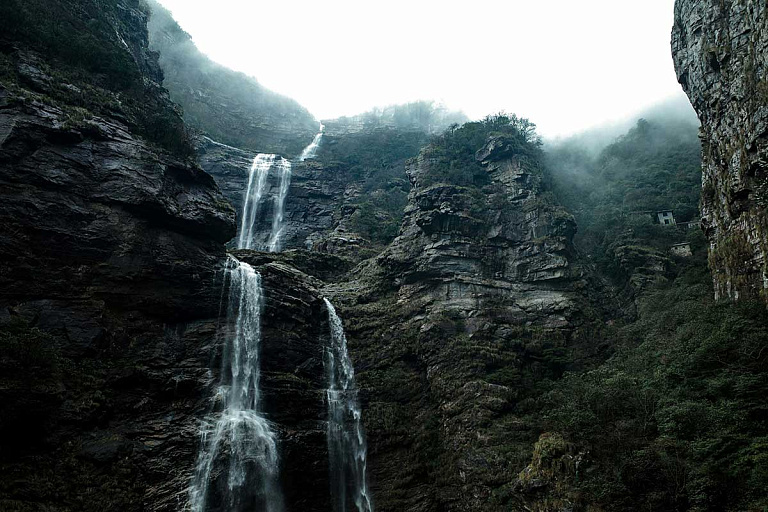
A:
[[155, 0, 690, 137]]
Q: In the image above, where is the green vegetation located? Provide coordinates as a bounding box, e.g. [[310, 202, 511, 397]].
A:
[[0, 0, 194, 156], [0, 318, 59, 375], [423, 113, 542, 187], [328, 100, 467, 135], [548, 118, 703, 284], [536, 271, 768, 511], [515, 116, 768, 511], [146, 0, 317, 155], [320, 129, 429, 245]]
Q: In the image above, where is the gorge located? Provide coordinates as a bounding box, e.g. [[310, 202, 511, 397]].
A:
[[1, 1, 767, 511]]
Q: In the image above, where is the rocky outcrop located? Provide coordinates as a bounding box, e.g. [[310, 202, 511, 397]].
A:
[[146, 0, 319, 158], [196, 252, 334, 512], [316, 132, 603, 511], [672, 0, 768, 302], [0, 6, 238, 499], [0, 1, 336, 509], [0, 86, 340, 510], [197, 137, 360, 252]]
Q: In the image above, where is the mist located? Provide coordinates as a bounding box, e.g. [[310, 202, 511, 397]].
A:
[[154, 0, 680, 138]]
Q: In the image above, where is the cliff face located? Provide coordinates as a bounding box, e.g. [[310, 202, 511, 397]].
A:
[[200, 126, 429, 258], [0, 2, 337, 510], [320, 128, 603, 511], [672, 0, 768, 303], [146, 0, 319, 157]]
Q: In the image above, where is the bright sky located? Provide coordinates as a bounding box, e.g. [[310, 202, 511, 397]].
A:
[[155, 0, 686, 137]]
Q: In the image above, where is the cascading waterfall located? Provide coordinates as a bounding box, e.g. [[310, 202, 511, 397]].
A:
[[266, 158, 292, 253], [188, 256, 283, 512], [299, 124, 324, 162], [237, 125, 323, 251], [324, 298, 373, 512], [238, 154, 276, 250]]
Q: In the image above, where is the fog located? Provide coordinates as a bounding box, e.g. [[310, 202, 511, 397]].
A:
[[154, 0, 683, 138], [545, 93, 699, 155]]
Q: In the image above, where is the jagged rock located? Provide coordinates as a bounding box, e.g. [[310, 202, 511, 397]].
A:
[[672, 0, 768, 303], [316, 132, 603, 511], [197, 137, 349, 251], [0, 2, 333, 509]]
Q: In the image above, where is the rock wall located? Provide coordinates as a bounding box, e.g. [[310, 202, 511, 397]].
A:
[[672, 0, 768, 302], [197, 137, 359, 252], [0, 2, 335, 509], [319, 134, 603, 511], [198, 127, 427, 259]]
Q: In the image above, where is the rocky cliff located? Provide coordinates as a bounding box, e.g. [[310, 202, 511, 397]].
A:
[[672, 0, 768, 303], [313, 120, 605, 511], [199, 125, 430, 258], [146, 0, 319, 158], [0, 2, 337, 510]]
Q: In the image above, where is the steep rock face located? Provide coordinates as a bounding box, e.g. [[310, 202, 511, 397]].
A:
[[672, 0, 768, 302], [193, 252, 334, 512], [0, 1, 237, 508], [0, 93, 235, 313], [197, 137, 357, 253], [322, 133, 602, 511], [146, 0, 319, 158], [199, 126, 427, 258], [0, 90, 338, 510]]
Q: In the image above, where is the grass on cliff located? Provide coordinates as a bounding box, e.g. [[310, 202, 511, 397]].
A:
[[527, 117, 768, 511]]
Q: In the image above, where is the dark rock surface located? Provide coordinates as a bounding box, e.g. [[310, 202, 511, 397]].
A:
[[311, 134, 605, 511], [191, 253, 333, 512], [196, 137, 350, 253], [673, 0, 768, 303], [198, 127, 426, 259], [0, 2, 334, 510]]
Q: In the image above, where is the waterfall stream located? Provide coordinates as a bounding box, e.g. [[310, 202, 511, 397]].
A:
[[324, 299, 373, 512], [188, 257, 283, 512], [237, 125, 323, 251], [299, 124, 324, 162], [238, 154, 276, 250], [266, 158, 292, 253]]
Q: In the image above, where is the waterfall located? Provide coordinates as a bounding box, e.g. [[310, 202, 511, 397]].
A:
[[189, 256, 283, 512], [324, 298, 373, 512], [238, 154, 276, 250], [237, 125, 323, 250], [299, 124, 324, 162], [266, 158, 292, 253]]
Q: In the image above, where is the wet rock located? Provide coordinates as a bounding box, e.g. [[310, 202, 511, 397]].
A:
[[673, 0, 768, 303]]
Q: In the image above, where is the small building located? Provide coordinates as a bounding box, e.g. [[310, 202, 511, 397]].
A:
[[670, 242, 692, 257], [657, 210, 676, 225]]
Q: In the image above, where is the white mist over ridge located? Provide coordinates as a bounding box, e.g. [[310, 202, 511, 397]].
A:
[[154, 0, 681, 138]]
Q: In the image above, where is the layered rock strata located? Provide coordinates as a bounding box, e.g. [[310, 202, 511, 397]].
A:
[[673, 0, 768, 302], [318, 134, 603, 511]]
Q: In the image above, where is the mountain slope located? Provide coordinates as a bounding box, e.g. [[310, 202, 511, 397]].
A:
[[146, 0, 319, 156]]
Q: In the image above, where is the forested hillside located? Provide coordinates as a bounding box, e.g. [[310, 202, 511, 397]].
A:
[[512, 117, 768, 511]]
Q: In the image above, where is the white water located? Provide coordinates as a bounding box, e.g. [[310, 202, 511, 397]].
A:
[[189, 257, 283, 512], [237, 126, 323, 250], [238, 154, 276, 250], [266, 158, 292, 253], [299, 124, 324, 162], [324, 298, 373, 512]]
